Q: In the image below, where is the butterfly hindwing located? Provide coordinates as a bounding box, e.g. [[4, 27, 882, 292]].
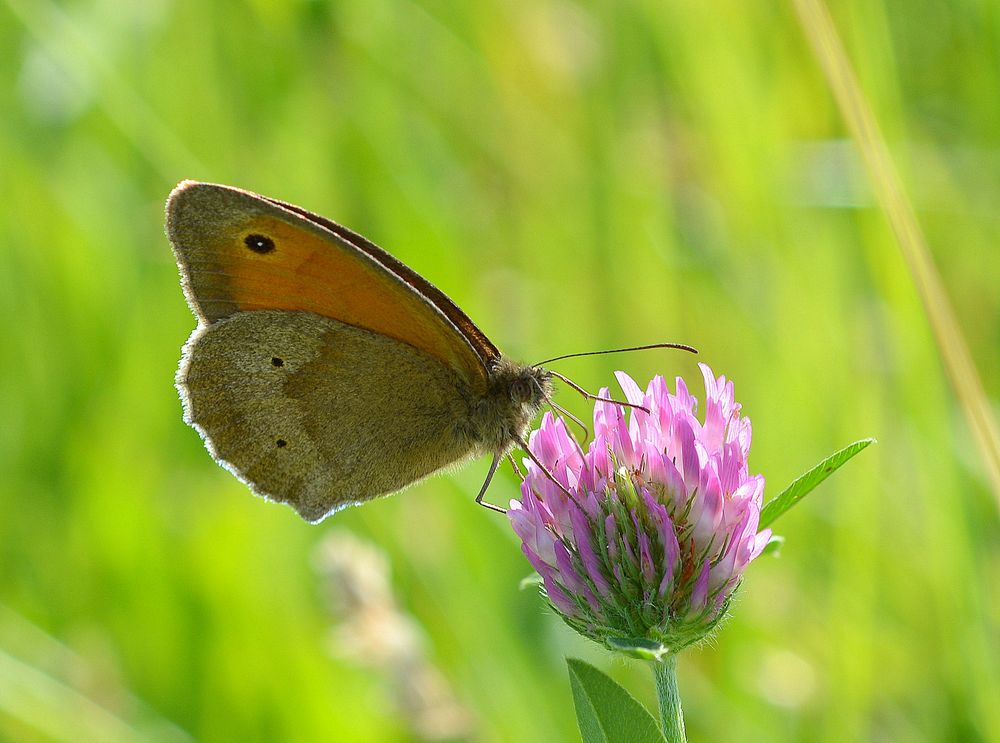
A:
[[179, 310, 481, 521]]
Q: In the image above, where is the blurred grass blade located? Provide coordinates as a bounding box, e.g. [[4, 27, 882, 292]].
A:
[[0, 647, 194, 743], [792, 0, 1000, 511], [567, 659, 666, 743], [760, 438, 875, 528], [0, 606, 195, 743], [4, 0, 204, 178], [0, 648, 143, 743]]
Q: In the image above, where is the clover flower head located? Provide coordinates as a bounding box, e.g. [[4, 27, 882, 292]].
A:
[[509, 364, 771, 655]]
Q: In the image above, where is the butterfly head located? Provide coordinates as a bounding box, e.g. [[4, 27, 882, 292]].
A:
[[473, 358, 553, 454]]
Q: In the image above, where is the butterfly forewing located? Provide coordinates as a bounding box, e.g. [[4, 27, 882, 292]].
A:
[[167, 181, 490, 391]]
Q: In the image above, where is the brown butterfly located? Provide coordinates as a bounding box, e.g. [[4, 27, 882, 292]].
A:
[[167, 181, 691, 522]]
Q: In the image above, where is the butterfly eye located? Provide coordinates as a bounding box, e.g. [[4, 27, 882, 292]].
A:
[[510, 378, 533, 404]]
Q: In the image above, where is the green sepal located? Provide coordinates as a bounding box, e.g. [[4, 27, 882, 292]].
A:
[[606, 637, 670, 661], [519, 572, 542, 590], [762, 534, 785, 557]]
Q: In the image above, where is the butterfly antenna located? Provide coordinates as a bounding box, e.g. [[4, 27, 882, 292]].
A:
[[533, 342, 697, 367], [548, 370, 651, 415], [475, 454, 506, 514]]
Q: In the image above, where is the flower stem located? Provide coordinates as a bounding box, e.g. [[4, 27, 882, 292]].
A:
[[653, 655, 686, 743]]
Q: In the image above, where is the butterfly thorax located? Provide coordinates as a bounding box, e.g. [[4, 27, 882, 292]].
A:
[[466, 357, 553, 455]]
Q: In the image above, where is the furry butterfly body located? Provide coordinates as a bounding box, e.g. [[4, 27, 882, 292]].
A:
[[168, 181, 550, 522]]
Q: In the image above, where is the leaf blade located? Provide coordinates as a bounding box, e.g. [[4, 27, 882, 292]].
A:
[[760, 438, 875, 528], [567, 658, 665, 743]]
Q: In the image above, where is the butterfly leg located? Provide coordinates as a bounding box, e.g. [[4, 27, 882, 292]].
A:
[[475, 454, 507, 514], [516, 435, 589, 514], [506, 452, 525, 481]]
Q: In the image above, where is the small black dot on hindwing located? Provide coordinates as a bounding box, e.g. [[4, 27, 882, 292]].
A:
[[271, 356, 284, 367], [244, 234, 275, 254], [276, 439, 287, 448]]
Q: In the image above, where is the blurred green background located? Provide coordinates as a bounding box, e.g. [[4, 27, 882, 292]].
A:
[[2, 0, 999, 741]]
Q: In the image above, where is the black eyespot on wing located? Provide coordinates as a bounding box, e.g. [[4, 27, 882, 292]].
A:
[[245, 234, 275, 254], [276, 439, 287, 448], [271, 356, 284, 367]]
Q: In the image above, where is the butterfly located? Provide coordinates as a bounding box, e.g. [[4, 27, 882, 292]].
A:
[[167, 181, 559, 522]]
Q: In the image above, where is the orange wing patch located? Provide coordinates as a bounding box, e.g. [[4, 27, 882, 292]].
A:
[[167, 182, 488, 390]]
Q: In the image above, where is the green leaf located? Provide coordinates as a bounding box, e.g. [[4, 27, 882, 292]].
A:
[[567, 658, 666, 743], [760, 438, 875, 528]]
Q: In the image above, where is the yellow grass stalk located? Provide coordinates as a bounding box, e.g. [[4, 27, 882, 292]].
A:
[[792, 0, 1000, 509]]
